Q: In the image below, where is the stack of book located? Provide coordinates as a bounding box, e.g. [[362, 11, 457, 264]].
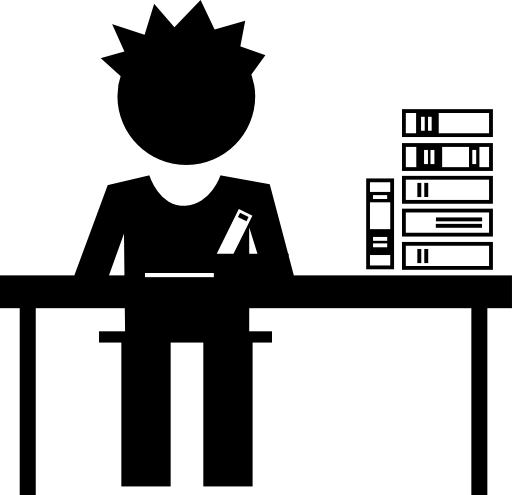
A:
[[401, 109, 493, 270]]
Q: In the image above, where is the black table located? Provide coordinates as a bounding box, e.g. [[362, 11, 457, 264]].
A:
[[3, 275, 511, 494]]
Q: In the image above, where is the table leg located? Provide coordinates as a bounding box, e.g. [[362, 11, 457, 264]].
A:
[[471, 308, 489, 487], [20, 307, 36, 495]]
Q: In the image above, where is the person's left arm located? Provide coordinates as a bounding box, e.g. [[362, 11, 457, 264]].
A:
[[248, 183, 293, 276]]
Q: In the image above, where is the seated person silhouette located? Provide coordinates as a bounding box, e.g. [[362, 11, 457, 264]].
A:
[[76, 2, 293, 488]]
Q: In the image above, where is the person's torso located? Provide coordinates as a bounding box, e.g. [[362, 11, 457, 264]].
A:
[[124, 175, 253, 276]]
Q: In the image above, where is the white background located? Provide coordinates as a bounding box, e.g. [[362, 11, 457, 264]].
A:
[[489, 309, 512, 495], [0, 309, 19, 495], [1, 0, 511, 276], [0, 308, 476, 495]]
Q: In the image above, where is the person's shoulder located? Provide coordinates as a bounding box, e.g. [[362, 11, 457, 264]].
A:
[[105, 176, 150, 197], [221, 175, 271, 192], [221, 175, 268, 187], [107, 175, 149, 189]]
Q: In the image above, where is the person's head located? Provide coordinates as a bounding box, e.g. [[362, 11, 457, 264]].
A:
[[103, 2, 264, 165]]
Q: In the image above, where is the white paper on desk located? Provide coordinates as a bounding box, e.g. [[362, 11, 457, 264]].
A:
[[145, 273, 214, 277]]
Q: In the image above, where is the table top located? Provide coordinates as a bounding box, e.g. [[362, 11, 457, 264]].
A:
[[0, 275, 511, 308]]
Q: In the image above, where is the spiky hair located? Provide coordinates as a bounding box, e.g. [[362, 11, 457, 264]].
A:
[[103, 2, 264, 77]]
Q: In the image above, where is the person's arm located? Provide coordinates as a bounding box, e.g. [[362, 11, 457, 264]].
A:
[[249, 183, 293, 276], [75, 184, 124, 275]]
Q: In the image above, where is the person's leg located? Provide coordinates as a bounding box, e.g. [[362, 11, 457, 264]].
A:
[[203, 339, 254, 486], [121, 341, 171, 486]]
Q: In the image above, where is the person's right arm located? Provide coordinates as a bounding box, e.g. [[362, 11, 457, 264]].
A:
[[75, 184, 124, 275]]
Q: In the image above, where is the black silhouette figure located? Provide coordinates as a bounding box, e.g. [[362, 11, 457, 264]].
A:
[[76, 2, 293, 488], [103, 2, 263, 165]]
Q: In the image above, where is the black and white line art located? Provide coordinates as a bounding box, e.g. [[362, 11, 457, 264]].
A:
[[402, 109, 493, 137], [366, 179, 394, 269], [402, 209, 493, 237], [76, 2, 293, 487], [402, 143, 493, 171], [402, 176, 493, 204], [402, 242, 493, 270], [401, 108, 494, 271], [2, 0, 512, 487]]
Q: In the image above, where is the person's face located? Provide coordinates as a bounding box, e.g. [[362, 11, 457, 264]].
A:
[[117, 63, 256, 165]]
